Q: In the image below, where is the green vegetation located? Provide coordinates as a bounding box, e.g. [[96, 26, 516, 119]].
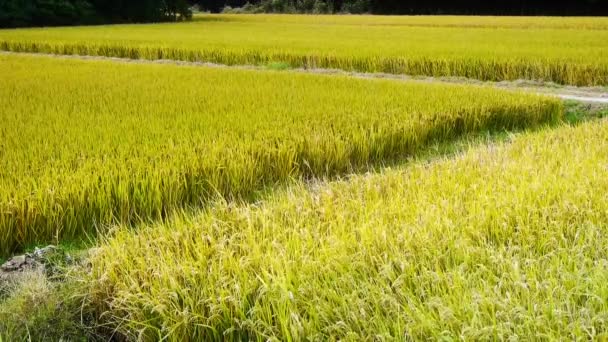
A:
[[1, 15, 607, 85], [1, 12, 607, 340], [197, 0, 608, 16], [86, 118, 608, 340], [0, 0, 192, 28], [0, 267, 93, 341], [0, 54, 561, 256], [564, 101, 608, 124], [266, 61, 291, 71]]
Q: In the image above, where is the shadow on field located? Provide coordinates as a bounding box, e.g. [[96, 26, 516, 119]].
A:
[[209, 100, 608, 212], [6, 100, 605, 264]]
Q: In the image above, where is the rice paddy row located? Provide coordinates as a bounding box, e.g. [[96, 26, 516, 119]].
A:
[[1, 15, 607, 86], [0, 54, 562, 256], [86, 118, 608, 340]]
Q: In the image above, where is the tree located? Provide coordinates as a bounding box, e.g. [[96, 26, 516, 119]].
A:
[[0, 0, 193, 28], [0, 0, 96, 28]]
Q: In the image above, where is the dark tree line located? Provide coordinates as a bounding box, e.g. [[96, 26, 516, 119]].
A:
[[199, 0, 608, 15], [370, 0, 608, 16], [2, 0, 607, 28], [0, 0, 192, 28]]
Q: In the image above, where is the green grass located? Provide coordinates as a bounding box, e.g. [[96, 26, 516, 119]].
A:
[[87, 118, 608, 340], [0, 54, 562, 256], [266, 61, 291, 71], [0, 258, 96, 341], [563, 101, 608, 124], [1, 14, 607, 85]]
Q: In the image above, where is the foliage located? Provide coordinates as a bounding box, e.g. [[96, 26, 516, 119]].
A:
[[367, 0, 608, 15], [0, 269, 94, 340], [87, 119, 608, 340], [222, 0, 335, 14], [200, 0, 608, 15], [0, 0, 96, 28], [1, 15, 607, 86], [339, 0, 369, 13], [90, 0, 193, 22], [0, 54, 561, 256], [0, 0, 192, 28]]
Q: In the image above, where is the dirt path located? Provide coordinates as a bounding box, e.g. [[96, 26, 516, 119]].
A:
[[3, 50, 608, 104], [556, 94, 608, 104]]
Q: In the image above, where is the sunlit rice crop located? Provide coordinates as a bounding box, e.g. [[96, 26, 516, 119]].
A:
[[0, 54, 562, 255], [88, 119, 608, 340], [0, 14, 607, 85]]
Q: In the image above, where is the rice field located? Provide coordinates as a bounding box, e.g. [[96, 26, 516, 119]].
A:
[[1, 15, 608, 85], [2, 13, 608, 341], [0, 54, 562, 256], [86, 118, 608, 340]]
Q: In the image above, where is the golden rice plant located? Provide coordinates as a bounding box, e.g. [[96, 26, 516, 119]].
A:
[[1, 14, 607, 85], [88, 119, 608, 340], [206, 14, 608, 30], [0, 54, 561, 255]]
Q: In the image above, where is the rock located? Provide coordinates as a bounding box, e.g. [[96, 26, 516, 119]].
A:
[[1, 245, 63, 275], [32, 245, 60, 259], [1, 254, 36, 272], [1, 245, 77, 288], [1, 252, 42, 286]]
